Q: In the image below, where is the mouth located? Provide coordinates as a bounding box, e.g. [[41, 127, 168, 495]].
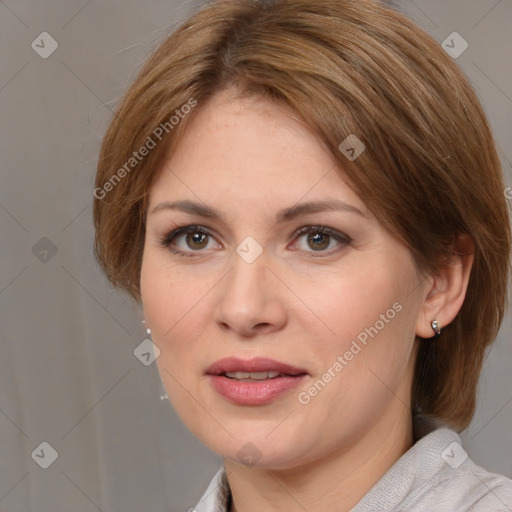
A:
[[223, 370, 292, 381], [206, 357, 308, 378], [205, 357, 309, 405]]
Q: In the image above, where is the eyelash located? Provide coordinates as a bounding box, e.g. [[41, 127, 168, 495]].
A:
[[158, 225, 352, 258]]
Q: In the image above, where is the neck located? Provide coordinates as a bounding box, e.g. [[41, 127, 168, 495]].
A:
[[225, 403, 413, 512]]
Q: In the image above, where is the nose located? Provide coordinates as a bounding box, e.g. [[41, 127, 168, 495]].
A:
[[214, 251, 288, 337]]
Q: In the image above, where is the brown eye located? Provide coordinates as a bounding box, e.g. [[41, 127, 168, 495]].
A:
[[160, 225, 221, 256], [186, 232, 209, 250], [293, 226, 352, 255], [306, 232, 330, 251]]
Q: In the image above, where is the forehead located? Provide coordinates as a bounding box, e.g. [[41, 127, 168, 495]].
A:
[[148, 88, 366, 213]]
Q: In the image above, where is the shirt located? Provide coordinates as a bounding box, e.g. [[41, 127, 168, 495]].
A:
[[192, 428, 512, 511]]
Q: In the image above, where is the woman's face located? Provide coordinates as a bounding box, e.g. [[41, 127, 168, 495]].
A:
[[141, 88, 430, 470]]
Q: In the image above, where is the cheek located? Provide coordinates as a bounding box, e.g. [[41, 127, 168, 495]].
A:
[[142, 249, 192, 328], [140, 252, 208, 409], [140, 250, 217, 351], [293, 265, 404, 345], [296, 258, 419, 397], [140, 252, 173, 332], [300, 282, 417, 436]]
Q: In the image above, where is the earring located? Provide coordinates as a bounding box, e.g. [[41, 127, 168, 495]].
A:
[[143, 321, 168, 400], [159, 383, 169, 401], [431, 320, 441, 338]]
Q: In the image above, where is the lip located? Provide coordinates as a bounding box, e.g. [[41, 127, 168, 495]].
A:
[[206, 357, 308, 406], [206, 357, 308, 376]]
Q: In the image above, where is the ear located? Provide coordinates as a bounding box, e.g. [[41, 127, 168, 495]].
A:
[[415, 234, 475, 338]]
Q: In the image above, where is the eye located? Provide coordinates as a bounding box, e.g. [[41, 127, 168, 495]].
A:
[[292, 226, 351, 254], [159, 225, 221, 256]]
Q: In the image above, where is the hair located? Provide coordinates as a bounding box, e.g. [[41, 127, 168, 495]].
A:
[[93, 0, 511, 431]]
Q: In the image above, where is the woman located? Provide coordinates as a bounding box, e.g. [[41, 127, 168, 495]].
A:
[[93, 0, 512, 510]]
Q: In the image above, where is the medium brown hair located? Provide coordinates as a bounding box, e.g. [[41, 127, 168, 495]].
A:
[[93, 0, 511, 430]]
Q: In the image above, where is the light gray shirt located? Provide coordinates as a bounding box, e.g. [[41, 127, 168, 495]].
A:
[[193, 428, 512, 511]]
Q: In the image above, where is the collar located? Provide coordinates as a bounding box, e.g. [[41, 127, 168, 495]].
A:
[[192, 428, 462, 512]]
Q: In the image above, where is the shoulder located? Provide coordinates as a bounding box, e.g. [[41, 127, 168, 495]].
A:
[[426, 454, 512, 511], [353, 427, 512, 512], [403, 428, 512, 511]]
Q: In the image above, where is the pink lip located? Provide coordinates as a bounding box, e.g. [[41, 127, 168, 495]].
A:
[[206, 357, 307, 376], [206, 357, 308, 405]]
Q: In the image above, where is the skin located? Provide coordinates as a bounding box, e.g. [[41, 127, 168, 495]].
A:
[[140, 87, 474, 512]]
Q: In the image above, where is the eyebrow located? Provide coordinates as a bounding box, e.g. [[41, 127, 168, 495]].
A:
[[149, 199, 367, 223]]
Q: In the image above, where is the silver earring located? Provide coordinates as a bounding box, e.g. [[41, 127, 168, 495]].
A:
[[431, 320, 441, 338], [159, 383, 169, 401], [143, 321, 168, 400]]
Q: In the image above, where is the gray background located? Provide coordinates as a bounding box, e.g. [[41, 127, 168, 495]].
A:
[[0, 0, 511, 511]]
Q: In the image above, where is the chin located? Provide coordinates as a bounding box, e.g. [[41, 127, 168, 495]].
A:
[[197, 427, 311, 470]]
